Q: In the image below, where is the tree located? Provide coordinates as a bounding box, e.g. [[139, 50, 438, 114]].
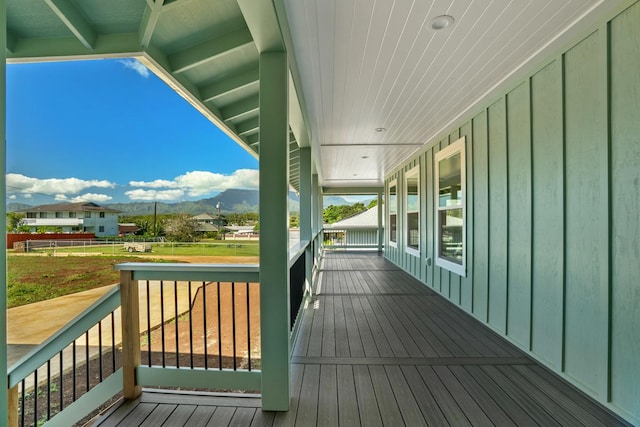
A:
[[164, 214, 200, 242], [6, 212, 25, 232], [323, 202, 367, 224], [367, 198, 380, 209]]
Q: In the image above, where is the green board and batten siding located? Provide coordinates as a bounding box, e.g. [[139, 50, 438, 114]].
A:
[[384, 3, 640, 424]]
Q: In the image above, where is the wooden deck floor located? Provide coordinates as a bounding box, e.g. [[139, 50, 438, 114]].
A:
[[94, 252, 631, 426]]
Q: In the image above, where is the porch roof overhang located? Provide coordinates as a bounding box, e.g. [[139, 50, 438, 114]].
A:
[[5, 0, 635, 193]]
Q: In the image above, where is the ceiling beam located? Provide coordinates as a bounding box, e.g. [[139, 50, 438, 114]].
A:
[[237, 0, 284, 53], [170, 28, 254, 74], [6, 29, 18, 53], [236, 117, 259, 135], [200, 67, 259, 102], [322, 186, 384, 195], [44, 0, 97, 50], [246, 134, 259, 145], [139, 0, 165, 48], [6, 33, 141, 62], [220, 95, 259, 122]]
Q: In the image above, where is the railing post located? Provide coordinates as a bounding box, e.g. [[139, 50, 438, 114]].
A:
[[120, 270, 141, 399], [7, 385, 18, 427]]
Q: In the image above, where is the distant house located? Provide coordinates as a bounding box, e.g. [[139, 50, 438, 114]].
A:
[[118, 223, 140, 236], [324, 207, 383, 248], [192, 213, 221, 234], [20, 202, 120, 237]]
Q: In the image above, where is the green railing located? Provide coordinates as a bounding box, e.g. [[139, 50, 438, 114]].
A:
[[114, 263, 262, 400], [7, 242, 316, 425], [322, 227, 382, 249], [7, 287, 122, 427]]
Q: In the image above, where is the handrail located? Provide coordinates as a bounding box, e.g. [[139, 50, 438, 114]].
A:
[[115, 262, 259, 282], [289, 240, 310, 268], [8, 286, 121, 388]]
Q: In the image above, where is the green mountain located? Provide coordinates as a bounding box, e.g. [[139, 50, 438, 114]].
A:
[[8, 189, 356, 216]]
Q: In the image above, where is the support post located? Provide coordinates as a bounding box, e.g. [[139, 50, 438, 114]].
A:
[[259, 51, 290, 411], [299, 148, 312, 294], [311, 173, 319, 263], [377, 191, 383, 253], [1, 3, 8, 425], [120, 270, 141, 399]]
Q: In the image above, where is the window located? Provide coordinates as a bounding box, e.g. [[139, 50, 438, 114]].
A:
[[39, 212, 47, 218], [405, 167, 420, 255], [55, 212, 63, 218], [99, 226, 105, 233], [388, 180, 397, 247], [26, 212, 36, 218], [69, 212, 76, 218], [435, 137, 466, 276], [99, 212, 105, 218], [84, 212, 91, 218]]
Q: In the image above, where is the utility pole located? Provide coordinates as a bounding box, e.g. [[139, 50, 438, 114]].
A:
[[216, 202, 223, 240]]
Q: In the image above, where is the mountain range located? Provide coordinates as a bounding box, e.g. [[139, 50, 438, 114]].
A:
[[7, 189, 359, 216]]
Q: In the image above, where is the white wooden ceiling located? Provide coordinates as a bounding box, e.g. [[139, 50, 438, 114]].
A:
[[5, 0, 631, 192], [283, 0, 624, 188]]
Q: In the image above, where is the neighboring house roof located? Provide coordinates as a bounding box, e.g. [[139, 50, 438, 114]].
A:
[[325, 207, 383, 229], [195, 223, 219, 232], [226, 225, 255, 234], [21, 202, 120, 213], [192, 213, 218, 221]]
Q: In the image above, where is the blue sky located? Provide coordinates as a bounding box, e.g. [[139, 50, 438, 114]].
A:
[[6, 58, 258, 205]]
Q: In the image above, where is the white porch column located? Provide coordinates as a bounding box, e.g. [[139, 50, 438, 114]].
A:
[[258, 51, 290, 411], [311, 173, 319, 263], [299, 148, 312, 292], [377, 191, 383, 252], [1, 3, 9, 425]]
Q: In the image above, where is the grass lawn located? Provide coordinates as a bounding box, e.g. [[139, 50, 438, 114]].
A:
[[36, 241, 260, 257], [6, 255, 166, 308]]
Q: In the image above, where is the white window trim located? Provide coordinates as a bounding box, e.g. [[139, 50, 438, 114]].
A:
[[435, 137, 466, 276], [388, 179, 398, 248], [405, 166, 420, 257]]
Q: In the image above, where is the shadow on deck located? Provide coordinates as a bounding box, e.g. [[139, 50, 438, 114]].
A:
[[93, 251, 630, 426]]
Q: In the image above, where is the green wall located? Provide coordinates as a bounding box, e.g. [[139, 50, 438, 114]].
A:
[[384, 3, 640, 424]]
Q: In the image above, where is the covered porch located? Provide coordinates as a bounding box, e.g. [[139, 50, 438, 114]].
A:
[[92, 251, 629, 426]]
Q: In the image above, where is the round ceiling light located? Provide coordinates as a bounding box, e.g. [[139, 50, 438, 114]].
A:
[[374, 127, 386, 133], [430, 15, 454, 31]]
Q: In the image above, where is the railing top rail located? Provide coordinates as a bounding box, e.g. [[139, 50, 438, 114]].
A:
[[115, 262, 260, 282], [115, 262, 259, 273], [289, 240, 310, 268], [8, 286, 121, 388]]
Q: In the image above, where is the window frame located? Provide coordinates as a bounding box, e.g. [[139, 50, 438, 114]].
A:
[[388, 179, 398, 248], [404, 166, 420, 257], [434, 137, 466, 276]]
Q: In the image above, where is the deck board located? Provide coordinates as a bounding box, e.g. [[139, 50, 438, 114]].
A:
[[95, 251, 632, 427]]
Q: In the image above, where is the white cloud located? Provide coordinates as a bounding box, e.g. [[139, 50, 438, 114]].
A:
[[6, 173, 115, 196], [127, 169, 259, 200], [129, 179, 178, 188], [175, 169, 259, 197], [119, 59, 150, 78], [55, 194, 68, 201], [71, 193, 113, 203], [125, 188, 185, 201], [8, 194, 16, 200]]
